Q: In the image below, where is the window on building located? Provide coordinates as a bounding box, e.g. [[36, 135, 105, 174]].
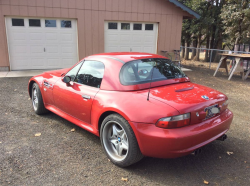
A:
[[145, 24, 154, 30], [29, 19, 41, 27], [75, 61, 105, 88], [45, 20, 57, 27], [12, 18, 24, 26], [61, 20, 71, 28], [121, 23, 130, 30], [108, 22, 117, 29], [133, 23, 142, 30]]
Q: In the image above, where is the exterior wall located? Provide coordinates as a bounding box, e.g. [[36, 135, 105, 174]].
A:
[[0, 0, 188, 70]]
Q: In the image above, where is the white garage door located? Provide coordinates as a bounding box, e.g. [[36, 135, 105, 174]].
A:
[[105, 22, 158, 53], [6, 17, 78, 70]]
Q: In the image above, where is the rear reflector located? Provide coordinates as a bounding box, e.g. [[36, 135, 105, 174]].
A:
[[156, 113, 190, 129]]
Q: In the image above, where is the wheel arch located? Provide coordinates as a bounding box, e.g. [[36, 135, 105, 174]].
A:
[[28, 80, 36, 98], [97, 109, 131, 134]]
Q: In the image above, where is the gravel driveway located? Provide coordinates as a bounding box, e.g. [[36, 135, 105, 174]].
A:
[[0, 66, 249, 186]]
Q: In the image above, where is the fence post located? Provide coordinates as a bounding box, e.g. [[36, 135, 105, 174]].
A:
[[209, 50, 213, 69]]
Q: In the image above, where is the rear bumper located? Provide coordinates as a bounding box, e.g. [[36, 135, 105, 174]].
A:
[[129, 109, 233, 158]]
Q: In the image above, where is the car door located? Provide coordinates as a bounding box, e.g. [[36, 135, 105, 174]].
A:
[[53, 60, 105, 124]]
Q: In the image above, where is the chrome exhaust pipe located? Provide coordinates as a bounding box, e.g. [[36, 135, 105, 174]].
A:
[[217, 134, 227, 141], [191, 148, 202, 156]]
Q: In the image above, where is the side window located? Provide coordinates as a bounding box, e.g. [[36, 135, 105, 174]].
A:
[[75, 61, 105, 88], [65, 62, 83, 81]]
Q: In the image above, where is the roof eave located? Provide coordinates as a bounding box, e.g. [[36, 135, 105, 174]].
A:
[[168, 0, 201, 19]]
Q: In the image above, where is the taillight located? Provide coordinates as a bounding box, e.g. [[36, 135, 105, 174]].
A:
[[220, 100, 229, 113], [156, 113, 190, 129]]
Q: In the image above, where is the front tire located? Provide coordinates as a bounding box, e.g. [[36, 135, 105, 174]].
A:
[[100, 114, 143, 167], [32, 83, 48, 115]]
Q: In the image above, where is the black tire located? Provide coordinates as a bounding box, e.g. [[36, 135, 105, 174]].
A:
[[100, 114, 143, 167], [31, 83, 48, 115]]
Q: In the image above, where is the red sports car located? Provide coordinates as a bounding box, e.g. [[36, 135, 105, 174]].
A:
[[28, 52, 233, 167]]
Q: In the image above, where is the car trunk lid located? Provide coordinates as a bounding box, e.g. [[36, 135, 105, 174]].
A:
[[149, 82, 227, 124]]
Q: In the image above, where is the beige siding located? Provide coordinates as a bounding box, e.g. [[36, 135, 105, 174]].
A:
[[0, 0, 190, 69]]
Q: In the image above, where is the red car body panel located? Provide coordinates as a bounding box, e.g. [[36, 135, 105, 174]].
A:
[[28, 52, 233, 158]]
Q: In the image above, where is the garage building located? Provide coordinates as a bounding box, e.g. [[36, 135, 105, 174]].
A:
[[0, 0, 199, 71]]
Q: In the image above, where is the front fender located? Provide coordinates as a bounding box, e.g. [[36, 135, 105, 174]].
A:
[[28, 76, 44, 98]]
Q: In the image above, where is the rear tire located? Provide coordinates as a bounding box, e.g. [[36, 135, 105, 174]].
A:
[[100, 114, 143, 167], [31, 83, 48, 115]]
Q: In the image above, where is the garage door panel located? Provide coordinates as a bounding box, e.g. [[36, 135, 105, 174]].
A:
[[132, 46, 142, 52], [45, 32, 58, 41], [30, 58, 45, 68], [60, 33, 73, 42], [144, 35, 154, 43], [12, 32, 26, 41], [47, 58, 60, 68], [29, 32, 44, 41], [120, 34, 131, 42], [30, 45, 44, 53], [46, 45, 59, 53], [120, 46, 131, 52], [6, 17, 78, 70], [106, 34, 119, 41], [11, 57, 30, 70], [12, 45, 28, 54], [143, 46, 154, 53], [132, 35, 143, 43], [61, 45, 74, 53]]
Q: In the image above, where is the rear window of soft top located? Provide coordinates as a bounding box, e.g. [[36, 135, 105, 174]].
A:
[[119, 58, 186, 85]]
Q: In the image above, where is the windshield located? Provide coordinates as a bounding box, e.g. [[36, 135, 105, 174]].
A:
[[120, 58, 186, 85]]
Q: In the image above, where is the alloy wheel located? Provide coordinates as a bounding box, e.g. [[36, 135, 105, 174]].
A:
[[102, 121, 129, 161], [32, 88, 38, 111]]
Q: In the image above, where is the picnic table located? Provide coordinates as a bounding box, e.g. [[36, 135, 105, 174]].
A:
[[213, 53, 250, 80]]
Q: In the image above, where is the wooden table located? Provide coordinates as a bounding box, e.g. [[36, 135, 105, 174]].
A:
[[213, 53, 250, 80]]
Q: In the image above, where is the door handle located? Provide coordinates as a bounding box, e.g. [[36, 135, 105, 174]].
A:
[[82, 95, 91, 100], [44, 48, 46, 52]]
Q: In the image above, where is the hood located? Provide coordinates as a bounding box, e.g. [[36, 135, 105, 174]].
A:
[[43, 68, 70, 78], [149, 82, 228, 124]]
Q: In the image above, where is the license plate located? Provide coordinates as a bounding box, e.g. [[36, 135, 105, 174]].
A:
[[204, 104, 220, 119]]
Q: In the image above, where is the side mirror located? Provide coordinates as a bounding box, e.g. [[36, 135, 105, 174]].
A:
[[62, 76, 71, 83]]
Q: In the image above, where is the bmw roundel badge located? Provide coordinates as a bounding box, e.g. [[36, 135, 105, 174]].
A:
[[201, 95, 209, 100]]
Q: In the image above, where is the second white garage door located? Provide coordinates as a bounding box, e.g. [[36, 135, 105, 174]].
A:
[[6, 17, 78, 70], [104, 22, 158, 54]]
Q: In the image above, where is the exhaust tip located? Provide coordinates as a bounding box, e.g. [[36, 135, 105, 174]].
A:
[[191, 148, 202, 156], [217, 134, 227, 141]]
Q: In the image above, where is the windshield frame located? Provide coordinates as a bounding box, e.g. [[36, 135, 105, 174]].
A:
[[119, 58, 186, 86]]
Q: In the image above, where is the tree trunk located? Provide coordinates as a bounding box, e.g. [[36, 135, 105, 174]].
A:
[[213, 36, 223, 62], [204, 32, 210, 62], [184, 41, 190, 60], [191, 39, 197, 59], [181, 40, 185, 58], [194, 35, 201, 61]]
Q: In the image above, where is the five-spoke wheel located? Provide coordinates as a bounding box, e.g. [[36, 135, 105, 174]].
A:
[[32, 88, 38, 111], [31, 83, 48, 115], [100, 114, 143, 167], [102, 121, 129, 161]]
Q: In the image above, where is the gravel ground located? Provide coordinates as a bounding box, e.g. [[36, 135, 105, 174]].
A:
[[0, 66, 250, 186]]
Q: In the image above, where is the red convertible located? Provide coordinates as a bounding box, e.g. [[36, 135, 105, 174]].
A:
[[28, 52, 233, 167]]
